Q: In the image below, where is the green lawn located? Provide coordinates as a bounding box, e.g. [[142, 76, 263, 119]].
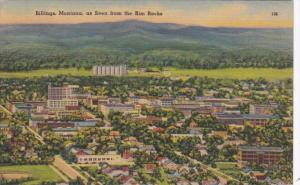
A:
[[157, 167, 169, 185], [155, 67, 292, 80], [0, 67, 292, 80], [216, 162, 239, 169], [0, 68, 91, 78], [0, 165, 64, 185], [216, 162, 243, 179]]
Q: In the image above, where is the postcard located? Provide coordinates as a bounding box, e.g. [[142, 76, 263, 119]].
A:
[[0, 0, 294, 185]]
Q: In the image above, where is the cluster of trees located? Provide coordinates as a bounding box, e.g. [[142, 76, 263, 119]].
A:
[[0, 177, 33, 185], [0, 48, 292, 72], [0, 124, 54, 165], [0, 75, 292, 110]]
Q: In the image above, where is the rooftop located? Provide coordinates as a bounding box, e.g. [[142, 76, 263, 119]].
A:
[[239, 146, 283, 152]]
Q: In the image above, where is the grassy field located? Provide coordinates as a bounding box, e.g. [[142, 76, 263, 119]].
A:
[[216, 162, 243, 178], [0, 165, 64, 185], [130, 67, 293, 80], [0, 68, 91, 78], [0, 67, 292, 80]]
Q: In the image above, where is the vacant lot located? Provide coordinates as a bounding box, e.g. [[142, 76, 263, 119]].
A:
[[0, 67, 292, 80], [0, 165, 63, 185]]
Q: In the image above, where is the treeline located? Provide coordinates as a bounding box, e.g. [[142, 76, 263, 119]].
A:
[[0, 48, 292, 71]]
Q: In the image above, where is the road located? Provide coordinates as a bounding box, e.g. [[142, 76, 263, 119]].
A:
[[49, 164, 69, 183], [0, 104, 12, 116], [25, 126, 45, 144], [175, 151, 240, 184], [53, 156, 88, 183]]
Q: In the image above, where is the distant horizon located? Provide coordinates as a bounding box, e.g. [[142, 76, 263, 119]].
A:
[[0, 19, 293, 29], [0, 0, 293, 28]]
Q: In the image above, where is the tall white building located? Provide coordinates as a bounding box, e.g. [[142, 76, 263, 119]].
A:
[[47, 84, 79, 111], [92, 65, 127, 76]]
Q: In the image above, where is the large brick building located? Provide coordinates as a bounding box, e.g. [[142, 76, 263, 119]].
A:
[[238, 146, 283, 167]]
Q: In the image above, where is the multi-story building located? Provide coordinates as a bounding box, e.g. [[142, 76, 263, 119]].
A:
[[100, 104, 136, 117], [243, 114, 278, 126], [92, 65, 127, 76], [159, 97, 174, 107], [238, 146, 283, 167], [47, 84, 79, 116], [47, 99, 78, 110], [249, 104, 275, 115], [216, 113, 244, 125], [76, 151, 122, 164], [48, 84, 79, 100]]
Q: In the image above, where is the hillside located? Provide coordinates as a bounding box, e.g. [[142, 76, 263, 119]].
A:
[[0, 20, 293, 71]]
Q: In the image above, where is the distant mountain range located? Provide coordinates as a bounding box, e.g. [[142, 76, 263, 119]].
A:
[[0, 20, 293, 71]]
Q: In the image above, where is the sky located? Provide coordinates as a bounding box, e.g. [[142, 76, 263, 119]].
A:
[[0, 0, 293, 28]]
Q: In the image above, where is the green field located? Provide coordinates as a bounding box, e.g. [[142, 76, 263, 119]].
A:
[[0, 165, 63, 185], [216, 162, 243, 178], [0, 67, 292, 80]]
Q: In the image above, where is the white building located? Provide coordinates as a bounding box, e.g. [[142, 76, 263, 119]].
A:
[[92, 65, 128, 76]]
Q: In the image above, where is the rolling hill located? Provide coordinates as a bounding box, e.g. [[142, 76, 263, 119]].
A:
[[0, 20, 293, 71]]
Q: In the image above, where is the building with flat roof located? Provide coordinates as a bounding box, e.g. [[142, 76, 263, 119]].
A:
[[216, 113, 244, 125], [100, 104, 136, 117], [243, 114, 279, 126], [47, 84, 79, 116], [92, 65, 127, 76], [48, 84, 79, 100], [76, 151, 123, 164], [238, 146, 283, 167], [249, 104, 276, 115]]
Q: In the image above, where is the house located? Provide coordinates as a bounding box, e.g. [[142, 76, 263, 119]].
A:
[[161, 159, 179, 172], [157, 156, 169, 165], [52, 127, 78, 138], [211, 130, 228, 140], [102, 166, 129, 178], [251, 171, 267, 181], [176, 181, 190, 185], [177, 165, 189, 175], [201, 179, 219, 185], [121, 175, 140, 185], [0, 123, 12, 138], [148, 126, 165, 133], [138, 145, 157, 154], [122, 150, 134, 160], [144, 163, 157, 173], [171, 134, 202, 142], [71, 148, 93, 155], [198, 144, 208, 156], [123, 136, 143, 146]]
